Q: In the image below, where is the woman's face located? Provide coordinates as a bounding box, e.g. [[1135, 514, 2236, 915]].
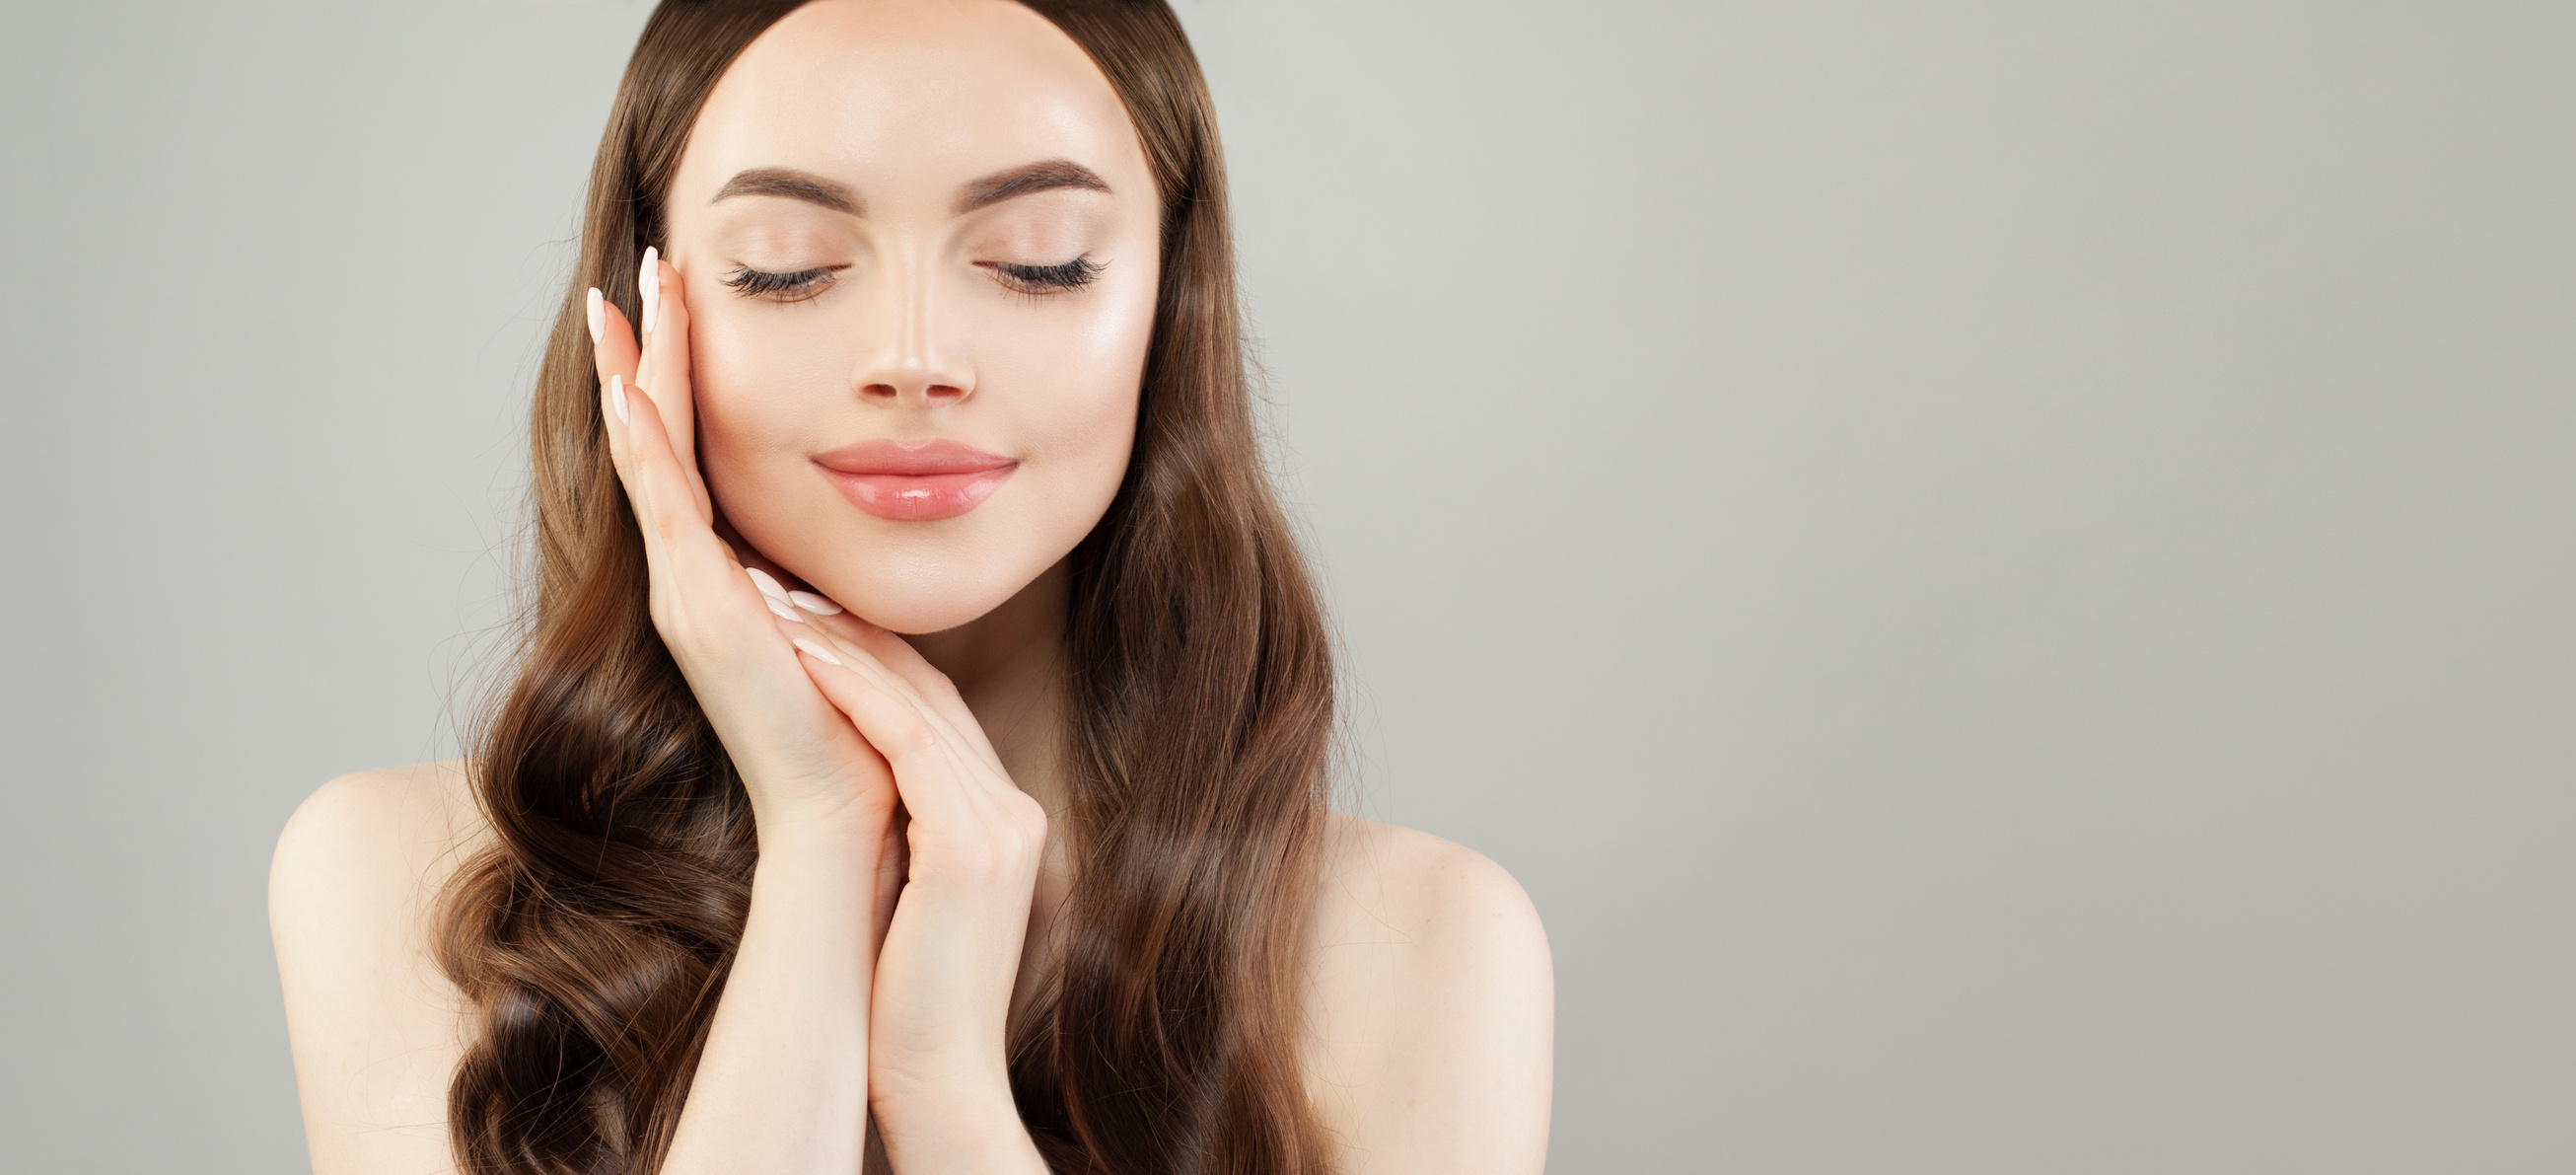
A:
[[663, 0, 1159, 634]]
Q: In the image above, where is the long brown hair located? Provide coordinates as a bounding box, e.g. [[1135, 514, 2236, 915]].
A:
[[434, 2, 1335, 1172]]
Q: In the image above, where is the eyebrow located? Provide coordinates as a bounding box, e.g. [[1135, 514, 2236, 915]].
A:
[[954, 159, 1111, 214], [708, 159, 1111, 218], [710, 167, 862, 214]]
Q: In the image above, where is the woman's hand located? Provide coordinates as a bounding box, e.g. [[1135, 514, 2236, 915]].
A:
[[779, 613, 1052, 1171], [603, 249, 1040, 1169], [589, 249, 896, 836]]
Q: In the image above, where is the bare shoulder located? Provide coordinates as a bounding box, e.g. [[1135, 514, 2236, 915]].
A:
[[271, 760, 492, 973], [270, 761, 492, 1175], [1302, 813, 1553, 1175], [274, 760, 490, 892], [1310, 813, 1549, 968]]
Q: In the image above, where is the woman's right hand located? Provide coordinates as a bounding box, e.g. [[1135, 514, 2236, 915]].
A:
[[589, 249, 895, 836]]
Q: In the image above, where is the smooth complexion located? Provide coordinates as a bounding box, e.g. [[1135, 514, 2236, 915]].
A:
[[673, 0, 1156, 637], [269, 3, 1553, 1173]]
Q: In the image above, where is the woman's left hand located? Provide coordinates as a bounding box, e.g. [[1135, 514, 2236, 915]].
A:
[[773, 604, 1051, 1171]]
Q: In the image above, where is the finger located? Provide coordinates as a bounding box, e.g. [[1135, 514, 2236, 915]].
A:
[[783, 598, 1005, 769], [606, 364, 739, 605], [637, 250, 715, 521], [791, 631, 1035, 872], [854, 625, 1010, 780], [752, 566, 816, 628], [586, 282, 664, 544], [587, 284, 640, 397], [787, 636, 988, 827]]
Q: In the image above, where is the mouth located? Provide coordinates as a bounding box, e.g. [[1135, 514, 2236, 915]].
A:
[[812, 438, 1018, 522]]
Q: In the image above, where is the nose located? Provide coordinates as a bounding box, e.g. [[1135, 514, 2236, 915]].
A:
[[851, 250, 971, 406]]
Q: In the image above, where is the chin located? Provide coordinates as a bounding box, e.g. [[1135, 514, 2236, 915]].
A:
[[729, 506, 1071, 635], [766, 533, 1036, 633], [831, 562, 1027, 635]]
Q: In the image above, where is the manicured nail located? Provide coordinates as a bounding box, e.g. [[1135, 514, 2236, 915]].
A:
[[792, 637, 841, 666], [639, 247, 661, 339], [765, 596, 805, 623], [609, 374, 628, 424], [746, 567, 791, 603], [585, 287, 604, 344], [788, 590, 842, 615]]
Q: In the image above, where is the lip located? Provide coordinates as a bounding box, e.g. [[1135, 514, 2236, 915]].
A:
[[813, 438, 1018, 521]]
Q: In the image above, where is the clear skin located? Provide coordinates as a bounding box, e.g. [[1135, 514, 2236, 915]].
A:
[[268, 3, 1552, 1173]]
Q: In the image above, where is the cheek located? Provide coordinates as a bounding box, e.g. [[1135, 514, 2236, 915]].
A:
[[982, 285, 1156, 486], [689, 301, 856, 475], [1049, 373, 1141, 488]]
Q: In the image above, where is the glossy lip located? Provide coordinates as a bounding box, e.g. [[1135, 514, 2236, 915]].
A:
[[814, 438, 1018, 522]]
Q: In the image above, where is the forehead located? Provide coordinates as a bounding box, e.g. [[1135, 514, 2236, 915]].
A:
[[678, 0, 1145, 204]]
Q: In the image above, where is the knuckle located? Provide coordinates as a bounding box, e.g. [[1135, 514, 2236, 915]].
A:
[[989, 797, 1048, 868], [647, 590, 712, 651], [1004, 792, 1048, 841]]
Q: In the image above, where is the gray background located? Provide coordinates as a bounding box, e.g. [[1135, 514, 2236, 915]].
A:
[[2, 1, 2569, 1171]]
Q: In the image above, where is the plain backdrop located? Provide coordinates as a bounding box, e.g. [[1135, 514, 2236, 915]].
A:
[[3, 1, 2571, 1171]]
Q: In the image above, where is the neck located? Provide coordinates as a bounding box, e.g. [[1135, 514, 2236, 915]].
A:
[[900, 557, 1074, 822]]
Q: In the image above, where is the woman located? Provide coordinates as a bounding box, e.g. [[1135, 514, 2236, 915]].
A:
[[268, 1, 1552, 1172]]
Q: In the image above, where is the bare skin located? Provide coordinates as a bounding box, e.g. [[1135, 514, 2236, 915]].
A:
[[269, 2, 1550, 1172]]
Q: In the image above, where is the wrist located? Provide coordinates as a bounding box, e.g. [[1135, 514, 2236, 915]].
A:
[[871, 1071, 1042, 1174], [747, 790, 894, 857]]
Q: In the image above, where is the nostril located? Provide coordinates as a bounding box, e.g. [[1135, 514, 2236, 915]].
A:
[[861, 383, 898, 399], [926, 384, 965, 400]]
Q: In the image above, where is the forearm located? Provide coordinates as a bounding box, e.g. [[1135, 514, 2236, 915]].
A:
[[660, 815, 882, 1175], [869, 891, 1048, 1175], [773, 613, 1057, 1175]]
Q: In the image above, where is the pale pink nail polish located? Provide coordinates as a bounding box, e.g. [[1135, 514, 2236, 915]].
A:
[[766, 597, 806, 624], [793, 638, 841, 665], [586, 287, 605, 344], [789, 590, 843, 616], [746, 567, 791, 603], [609, 374, 628, 424]]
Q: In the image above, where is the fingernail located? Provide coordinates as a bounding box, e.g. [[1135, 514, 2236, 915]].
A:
[[585, 287, 604, 344], [766, 596, 806, 624], [793, 637, 840, 665], [746, 567, 791, 603], [789, 590, 843, 615], [609, 374, 628, 424], [640, 247, 661, 339]]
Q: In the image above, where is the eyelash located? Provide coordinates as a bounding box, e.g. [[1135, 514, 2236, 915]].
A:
[[718, 257, 1103, 302], [722, 263, 845, 301], [987, 257, 1103, 294]]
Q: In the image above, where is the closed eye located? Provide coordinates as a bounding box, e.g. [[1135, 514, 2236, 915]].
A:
[[722, 263, 846, 302], [985, 257, 1102, 294]]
